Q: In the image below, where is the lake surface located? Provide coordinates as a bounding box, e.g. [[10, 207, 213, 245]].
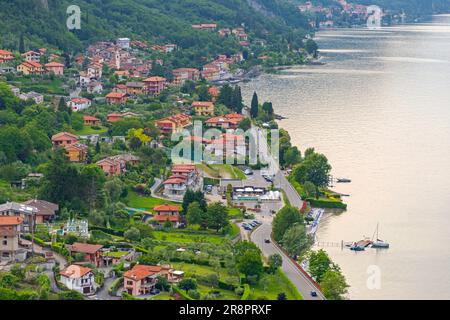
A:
[[240, 15, 450, 300]]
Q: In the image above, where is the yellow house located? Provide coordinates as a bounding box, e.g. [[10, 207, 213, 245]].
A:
[[17, 61, 44, 75], [192, 101, 214, 116], [64, 143, 88, 162]]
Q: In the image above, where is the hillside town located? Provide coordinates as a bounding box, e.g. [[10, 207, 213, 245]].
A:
[[0, 12, 347, 301]]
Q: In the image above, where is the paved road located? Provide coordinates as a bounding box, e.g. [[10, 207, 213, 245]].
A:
[[249, 126, 325, 300], [251, 219, 325, 300], [92, 276, 121, 300]]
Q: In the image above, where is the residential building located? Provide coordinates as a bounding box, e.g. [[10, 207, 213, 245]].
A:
[[45, 62, 64, 76], [114, 70, 129, 80], [0, 49, 14, 64], [87, 81, 103, 94], [88, 63, 103, 79], [67, 98, 92, 112], [163, 164, 202, 198], [17, 61, 45, 75], [192, 101, 214, 116], [66, 243, 104, 267], [123, 264, 181, 296], [156, 114, 192, 134], [205, 113, 245, 129], [143, 76, 167, 96], [60, 265, 97, 295], [0, 216, 26, 262], [51, 132, 78, 147], [0, 202, 38, 233], [152, 204, 181, 228], [96, 154, 139, 176], [83, 116, 101, 126], [192, 24, 217, 30], [19, 91, 44, 104], [172, 68, 200, 86], [106, 92, 128, 105], [64, 143, 88, 162], [107, 113, 124, 123], [21, 50, 41, 63], [126, 82, 146, 96], [22, 199, 58, 224], [117, 38, 131, 49]]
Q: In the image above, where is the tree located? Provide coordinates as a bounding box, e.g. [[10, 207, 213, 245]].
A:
[[250, 92, 259, 118], [277, 292, 287, 300], [80, 165, 106, 210], [262, 102, 274, 116], [272, 206, 304, 242], [206, 202, 229, 232], [186, 202, 206, 227], [237, 250, 264, 280], [182, 189, 207, 214], [281, 224, 311, 257], [217, 84, 233, 107], [197, 85, 211, 101], [238, 118, 251, 131], [231, 86, 243, 113], [124, 227, 141, 241], [283, 146, 301, 168], [19, 34, 25, 53], [303, 181, 318, 199], [320, 269, 349, 300], [179, 278, 197, 292], [268, 254, 283, 273], [309, 249, 333, 283], [305, 39, 318, 57], [155, 275, 170, 291], [292, 152, 331, 188]]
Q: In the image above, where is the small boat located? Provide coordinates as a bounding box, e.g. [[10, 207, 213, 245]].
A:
[[336, 178, 351, 183], [350, 243, 365, 251], [371, 223, 390, 249]]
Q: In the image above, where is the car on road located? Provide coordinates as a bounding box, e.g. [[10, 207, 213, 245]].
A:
[[263, 175, 274, 182], [264, 238, 270, 243], [244, 168, 253, 175], [310, 291, 318, 297]]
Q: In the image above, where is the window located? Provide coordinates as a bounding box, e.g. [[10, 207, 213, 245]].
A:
[[2, 240, 7, 246]]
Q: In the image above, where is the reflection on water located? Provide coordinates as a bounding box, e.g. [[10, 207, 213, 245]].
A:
[[240, 15, 450, 300]]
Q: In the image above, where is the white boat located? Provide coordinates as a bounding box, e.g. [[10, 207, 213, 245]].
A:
[[371, 223, 390, 249]]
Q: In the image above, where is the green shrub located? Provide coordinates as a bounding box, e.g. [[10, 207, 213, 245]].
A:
[[241, 284, 250, 300]]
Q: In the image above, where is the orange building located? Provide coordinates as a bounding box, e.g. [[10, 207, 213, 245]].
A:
[[17, 61, 45, 75], [106, 92, 128, 105], [192, 101, 214, 116], [51, 132, 78, 147], [143, 76, 167, 96], [156, 114, 192, 134], [45, 62, 65, 76], [64, 143, 88, 162], [0, 49, 14, 64], [83, 116, 101, 126]]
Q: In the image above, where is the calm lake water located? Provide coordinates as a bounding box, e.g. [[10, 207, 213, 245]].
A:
[[240, 15, 450, 300]]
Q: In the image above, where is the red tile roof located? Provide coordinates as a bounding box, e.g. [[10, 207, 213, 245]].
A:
[[68, 243, 103, 254], [143, 76, 166, 82], [106, 92, 127, 99], [0, 216, 23, 226], [163, 178, 186, 184], [153, 214, 180, 222], [83, 116, 100, 121], [45, 62, 64, 67], [124, 265, 163, 281], [51, 132, 78, 141], [154, 204, 181, 212], [60, 265, 92, 278]]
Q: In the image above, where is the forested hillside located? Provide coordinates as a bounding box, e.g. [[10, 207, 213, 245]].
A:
[[353, 0, 450, 14], [0, 0, 310, 53]]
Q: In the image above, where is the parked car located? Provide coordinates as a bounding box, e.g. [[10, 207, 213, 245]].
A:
[[253, 220, 261, 225], [151, 289, 161, 295], [244, 168, 253, 175], [264, 239, 270, 243], [311, 291, 318, 297]]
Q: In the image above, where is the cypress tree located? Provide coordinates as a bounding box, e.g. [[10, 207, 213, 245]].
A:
[[250, 92, 259, 118]]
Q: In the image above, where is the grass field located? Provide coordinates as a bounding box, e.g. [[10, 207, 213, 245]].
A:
[[171, 262, 239, 284], [75, 125, 108, 136], [153, 230, 225, 244], [247, 270, 303, 300], [197, 164, 246, 180], [125, 191, 180, 212], [149, 292, 174, 300], [197, 284, 239, 300]]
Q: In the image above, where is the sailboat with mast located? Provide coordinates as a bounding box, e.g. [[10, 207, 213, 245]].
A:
[[371, 223, 390, 249]]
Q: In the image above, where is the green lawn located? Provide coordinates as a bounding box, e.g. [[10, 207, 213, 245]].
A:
[[75, 125, 108, 136], [149, 292, 174, 300], [125, 191, 180, 212], [197, 164, 246, 180], [171, 262, 239, 284], [197, 284, 240, 300], [228, 207, 243, 219], [248, 270, 303, 300], [153, 230, 225, 244]]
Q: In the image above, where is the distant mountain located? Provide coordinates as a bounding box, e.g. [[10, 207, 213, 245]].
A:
[[0, 0, 311, 54]]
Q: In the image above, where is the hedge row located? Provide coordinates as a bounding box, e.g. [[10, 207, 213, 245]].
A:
[[90, 225, 125, 237], [241, 284, 250, 300], [173, 285, 194, 300], [306, 198, 347, 209]]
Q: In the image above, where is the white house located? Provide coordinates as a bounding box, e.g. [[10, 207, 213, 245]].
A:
[[67, 98, 92, 112], [87, 81, 103, 94], [19, 91, 44, 104], [59, 265, 97, 295], [117, 38, 131, 49]]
